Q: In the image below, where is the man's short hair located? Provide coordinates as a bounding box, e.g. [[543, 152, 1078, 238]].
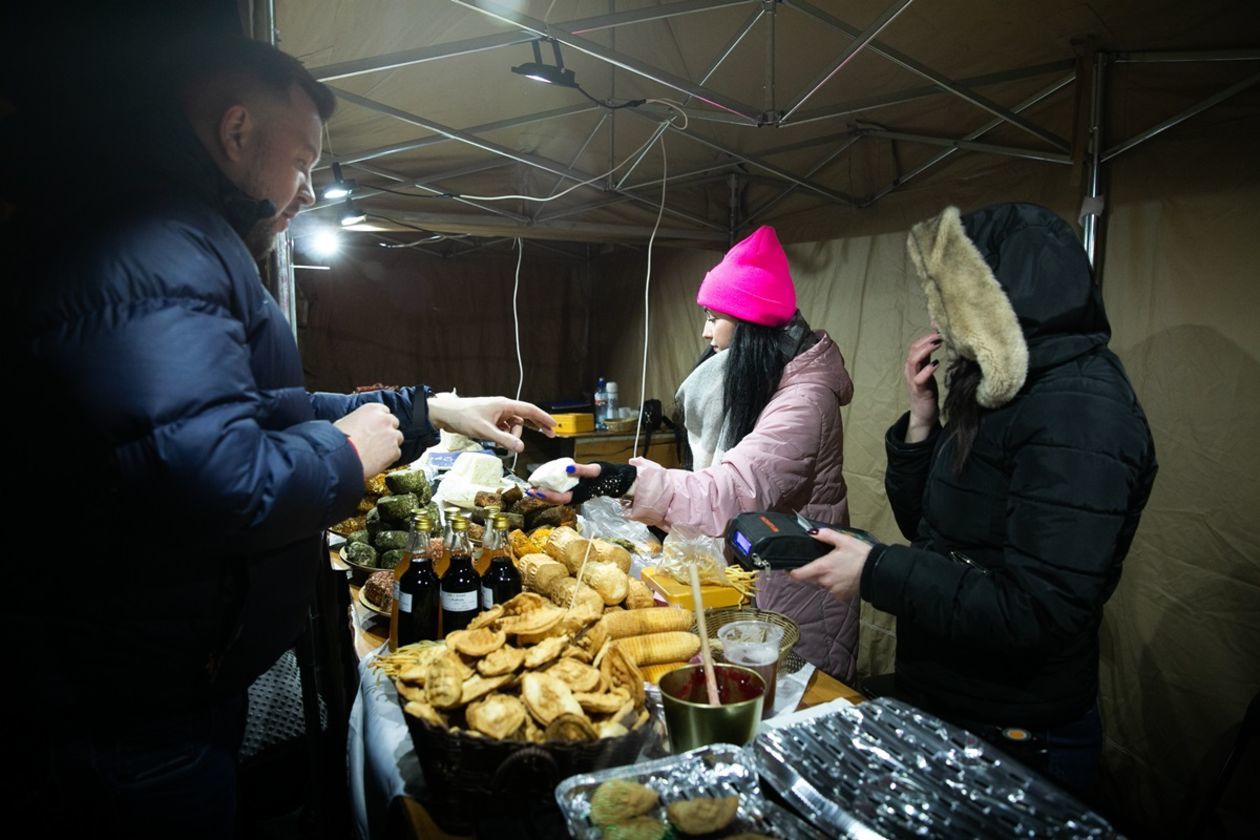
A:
[[169, 34, 336, 122]]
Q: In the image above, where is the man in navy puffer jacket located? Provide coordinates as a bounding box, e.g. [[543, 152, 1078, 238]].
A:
[[9, 36, 552, 835]]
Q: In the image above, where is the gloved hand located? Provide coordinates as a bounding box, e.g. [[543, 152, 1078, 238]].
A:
[[568, 461, 637, 505], [530, 461, 637, 505]]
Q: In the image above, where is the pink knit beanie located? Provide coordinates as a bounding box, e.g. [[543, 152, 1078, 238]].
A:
[[696, 225, 796, 326]]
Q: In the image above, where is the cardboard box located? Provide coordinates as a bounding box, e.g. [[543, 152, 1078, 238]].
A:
[[641, 566, 745, 611], [553, 412, 595, 434]]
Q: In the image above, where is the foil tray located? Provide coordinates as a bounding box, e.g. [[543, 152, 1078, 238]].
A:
[[754, 697, 1122, 839], [555, 742, 826, 840]]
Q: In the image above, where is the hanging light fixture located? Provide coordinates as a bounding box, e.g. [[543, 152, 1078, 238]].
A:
[[322, 162, 356, 200], [511, 38, 577, 88], [339, 198, 366, 227]]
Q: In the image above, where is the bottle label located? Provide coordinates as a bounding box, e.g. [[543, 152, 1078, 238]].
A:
[[442, 590, 478, 612], [398, 592, 413, 613], [481, 586, 494, 610]]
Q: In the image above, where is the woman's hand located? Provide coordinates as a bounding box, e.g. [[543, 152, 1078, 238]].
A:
[[528, 461, 637, 505], [905, 331, 942, 442], [789, 528, 872, 602], [427, 393, 556, 453], [530, 462, 602, 504]]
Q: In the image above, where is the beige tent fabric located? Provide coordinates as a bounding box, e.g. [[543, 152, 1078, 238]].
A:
[[587, 122, 1259, 833]]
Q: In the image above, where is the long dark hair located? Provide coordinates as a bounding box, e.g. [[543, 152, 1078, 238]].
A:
[[721, 321, 792, 448], [942, 356, 983, 474]]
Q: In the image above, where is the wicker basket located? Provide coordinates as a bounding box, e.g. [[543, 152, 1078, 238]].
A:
[[400, 701, 653, 833], [693, 606, 801, 658]]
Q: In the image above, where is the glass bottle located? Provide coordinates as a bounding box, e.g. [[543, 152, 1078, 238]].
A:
[[480, 513, 522, 609], [427, 515, 447, 579], [435, 506, 459, 578], [474, 504, 501, 576], [393, 513, 440, 648], [440, 516, 481, 634], [594, 376, 608, 430]]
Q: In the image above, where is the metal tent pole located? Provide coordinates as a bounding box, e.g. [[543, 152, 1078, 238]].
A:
[[1082, 51, 1106, 271]]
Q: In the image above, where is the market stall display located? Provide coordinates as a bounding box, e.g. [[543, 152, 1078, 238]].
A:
[[374, 591, 660, 830]]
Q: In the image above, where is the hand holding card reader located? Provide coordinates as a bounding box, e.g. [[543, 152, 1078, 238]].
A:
[[723, 511, 879, 571]]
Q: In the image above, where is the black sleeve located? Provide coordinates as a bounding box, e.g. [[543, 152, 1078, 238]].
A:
[[883, 412, 942, 541]]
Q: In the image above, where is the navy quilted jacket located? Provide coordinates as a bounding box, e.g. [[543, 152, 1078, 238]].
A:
[[862, 204, 1157, 727], [15, 119, 437, 725]]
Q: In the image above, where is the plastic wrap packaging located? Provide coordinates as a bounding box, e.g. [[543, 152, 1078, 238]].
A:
[[577, 497, 662, 577], [659, 525, 728, 587]]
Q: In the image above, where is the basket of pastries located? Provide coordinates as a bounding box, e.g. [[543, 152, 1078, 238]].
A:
[[381, 591, 661, 832]]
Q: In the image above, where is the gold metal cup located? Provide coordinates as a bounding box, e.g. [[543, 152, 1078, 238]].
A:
[[658, 664, 765, 753]]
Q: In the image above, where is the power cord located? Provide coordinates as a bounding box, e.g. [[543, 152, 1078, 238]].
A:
[[633, 132, 668, 457], [511, 237, 525, 473]]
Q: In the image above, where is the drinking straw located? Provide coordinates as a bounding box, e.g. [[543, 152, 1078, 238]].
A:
[[688, 562, 720, 705]]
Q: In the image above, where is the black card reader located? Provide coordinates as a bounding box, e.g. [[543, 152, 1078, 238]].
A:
[[723, 511, 879, 571]]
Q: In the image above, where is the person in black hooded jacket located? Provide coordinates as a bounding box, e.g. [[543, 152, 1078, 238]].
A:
[[792, 203, 1157, 795], [7, 34, 553, 836]]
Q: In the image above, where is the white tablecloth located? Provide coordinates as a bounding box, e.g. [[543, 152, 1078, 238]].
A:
[[348, 644, 423, 840]]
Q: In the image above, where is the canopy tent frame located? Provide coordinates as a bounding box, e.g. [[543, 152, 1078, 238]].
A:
[[287, 1, 1256, 258]]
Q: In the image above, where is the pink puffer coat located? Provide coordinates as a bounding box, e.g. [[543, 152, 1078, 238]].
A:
[[629, 332, 859, 682]]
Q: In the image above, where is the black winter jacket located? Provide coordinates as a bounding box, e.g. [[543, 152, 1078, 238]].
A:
[[13, 117, 438, 729], [862, 204, 1157, 727]]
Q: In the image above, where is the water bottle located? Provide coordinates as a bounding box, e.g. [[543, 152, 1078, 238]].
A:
[[605, 381, 619, 420], [594, 377, 608, 430]]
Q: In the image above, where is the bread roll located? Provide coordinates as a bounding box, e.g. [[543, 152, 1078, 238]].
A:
[[591, 539, 632, 573], [579, 561, 629, 605]]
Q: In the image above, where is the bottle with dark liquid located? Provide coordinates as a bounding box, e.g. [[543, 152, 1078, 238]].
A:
[[480, 513, 522, 609], [394, 513, 440, 648], [440, 516, 480, 634], [473, 504, 501, 576]]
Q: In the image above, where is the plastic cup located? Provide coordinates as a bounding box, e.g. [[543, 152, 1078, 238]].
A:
[[717, 620, 783, 718], [658, 664, 765, 752]]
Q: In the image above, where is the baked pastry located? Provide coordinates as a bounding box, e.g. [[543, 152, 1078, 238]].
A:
[[602, 817, 669, 840], [589, 778, 659, 824], [546, 658, 601, 693], [544, 712, 597, 742], [465, 693, 526, 740], [666, 796, 740, 835], [520, 672, 584, 724], [476, 645, 525, 677]]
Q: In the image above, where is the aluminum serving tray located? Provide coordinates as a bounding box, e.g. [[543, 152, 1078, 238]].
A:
[[754, 697, 1121, 839], [555, 742, 826, 840]]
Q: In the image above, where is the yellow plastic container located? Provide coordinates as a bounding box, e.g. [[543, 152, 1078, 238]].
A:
[[641, 566, 745, 611], [552, 412, 595, 434]]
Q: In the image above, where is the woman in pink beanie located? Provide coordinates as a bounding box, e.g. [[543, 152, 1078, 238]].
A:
[[534, 225, 860, 684]]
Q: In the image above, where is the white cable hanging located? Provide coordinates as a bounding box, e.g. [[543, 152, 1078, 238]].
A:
[[633, 132, 669, 458]]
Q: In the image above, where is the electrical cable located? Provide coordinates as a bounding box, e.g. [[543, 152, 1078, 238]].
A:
[[511, 236, 525, 473], [573, 83, 646, 111], [364, 213, 438, 234], [632, 133, 668, 458], [455, 102, 687, 205]]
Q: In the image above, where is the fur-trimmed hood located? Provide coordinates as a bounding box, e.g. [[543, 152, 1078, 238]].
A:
[[906, 203, 1110, 408]]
